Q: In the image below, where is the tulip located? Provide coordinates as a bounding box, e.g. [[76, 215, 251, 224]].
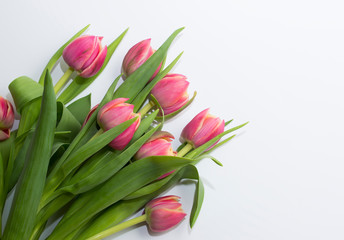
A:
[[97, 98, 140, 150], [0, 129, 11, 141], [0, 97, 14, 141], [85, 195, 186, 240], [134, 131, 175, 160], [145, 195, 187, 232], [121, 39, 161, 80], [150, 74, 190, 115], [180, 108, 225, 149], [82, 104, 99, 127], [63, 35, 107, 78]]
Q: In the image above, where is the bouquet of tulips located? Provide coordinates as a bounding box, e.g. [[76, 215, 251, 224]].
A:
[[0, 25, 247, 240]]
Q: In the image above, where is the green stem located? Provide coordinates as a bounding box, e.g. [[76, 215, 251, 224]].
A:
[[139, 101, 155, 116], [176, 142, 193, 157], [54, 67, 74, 94], [86, 214, 147, 240]]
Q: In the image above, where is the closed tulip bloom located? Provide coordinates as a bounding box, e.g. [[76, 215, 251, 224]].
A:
[[180, 108, 225, 149], [122, 39, 161, 80], [82, 104, 99, 127], [97, 98, 140, 150], [63, 35, 107, 78], [145, 195, 186, 232], [0, 96, 14, 130], [151, 74, 189, 115], [135, 131, 175, 160], [0, 97, 14, 141]]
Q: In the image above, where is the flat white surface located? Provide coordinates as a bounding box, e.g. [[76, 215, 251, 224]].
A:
[[1, 0, 344, 239]]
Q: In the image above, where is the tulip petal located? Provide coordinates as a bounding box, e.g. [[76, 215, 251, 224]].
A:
[[0, 129, 10, 141], [63, 35, 98, 70], [109, 116, 140, 150], [80, 45, 108, 78], [180, 108, 210, 145]]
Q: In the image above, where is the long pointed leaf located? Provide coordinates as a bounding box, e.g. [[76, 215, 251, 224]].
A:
[[3, 70, 57, 240]]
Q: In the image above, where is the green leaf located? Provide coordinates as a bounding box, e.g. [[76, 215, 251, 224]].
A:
[[204, 134, 236, 155], [60, 124, 160, 196], [47, 156, 194, 240], [195, 154, 223, 167], [57, 29, 128, 104], [45, 75, 121, 196], [56, 102, 82, 142], [186, 122, 249, 159], [67, 94, 91, 125], [38, 25, 90, 85], [0, 130, 16, 170], [41, 117, 138, 207], [225, 119, 233, 126], [9, 76, 43, 114], [130, 109, 159, 144], [113, 28, 184, 100], [73, 164, 203, 240], [131, 52, 184, 112], [0, 154, 4, 237], [3, 70, 57, 240]]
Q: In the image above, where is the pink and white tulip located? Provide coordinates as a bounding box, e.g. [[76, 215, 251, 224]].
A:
[[135, 131, 175, 160], [97, 98, 140, 150], [180, 108, 225, 149], [121, 39, 161, 80], [0, 97, 14, 141], [145, 195, 186, 232], [63, 35, 107, 78], [151, 74, 189, 115]]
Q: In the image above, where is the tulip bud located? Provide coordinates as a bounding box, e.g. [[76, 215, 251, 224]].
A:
[[180, 108, 225, 149], [151, 74, 190, 115], [121, 39, 161, 80], [82, 104, 99, 127], [97, 98, 140, 150], [63, 35, 107, 78], [0, 129, 10, 141], [0, 97, 14, 141], [134, 131, 176, 160], [145, 195, 186, 232]]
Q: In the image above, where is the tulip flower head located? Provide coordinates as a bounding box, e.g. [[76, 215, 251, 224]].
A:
[[63, 35, 107, 78], [135, 131, 176, 160], [122, 39, 161, 80], [97, 98, 140, 150], [0, 96, 14, 141], [145, 195, 186, 232], [82, 104, 99, 127], [180, 108, 225, 149], [151, 74, 190, 115]]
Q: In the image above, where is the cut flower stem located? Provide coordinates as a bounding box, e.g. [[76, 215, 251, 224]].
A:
[[139, 101, 155, 116], [86, 214, 147, 240], [176, 142, 193, 157], [54, 67, 74, 94]]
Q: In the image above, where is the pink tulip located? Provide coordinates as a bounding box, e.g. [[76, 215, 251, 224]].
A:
[[0, 97, 14, 130], [0, 129, 10, 141], [63, 35, 107, 78], [135, 131, 176, 160], [145, 195, 186, 232], [97, 98, 140, 150], [121, 39, 161, 80], [180, 108, 225, 149], [151, 74, 189, 115], [82, 104, 99, 127], [0, 97, 14, 141]]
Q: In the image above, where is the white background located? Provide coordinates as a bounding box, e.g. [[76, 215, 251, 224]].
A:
[[1, 0, 344, 239]]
